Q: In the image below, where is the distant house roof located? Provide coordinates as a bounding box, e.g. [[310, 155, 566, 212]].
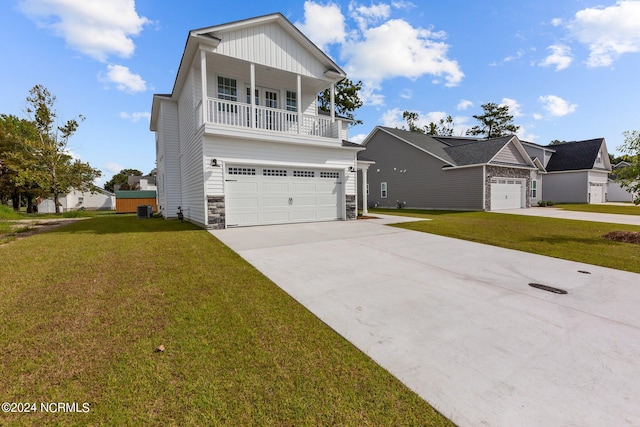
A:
[[115, 190, 157, 199], [544, 138, 609, 172], [373, 127, 534, 168]]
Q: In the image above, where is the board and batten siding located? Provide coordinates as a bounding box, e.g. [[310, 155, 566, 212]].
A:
[[203, 136, 357, 196], [178, 71, 207, 226], [158, 100, 182, 217], [213, 23, 328, 79], [363, 131, 484, 210]]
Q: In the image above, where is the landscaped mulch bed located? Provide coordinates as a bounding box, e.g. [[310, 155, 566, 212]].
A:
[[602, 231, 640, 244]]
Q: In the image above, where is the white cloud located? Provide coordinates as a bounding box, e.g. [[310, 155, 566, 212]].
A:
[[400, 89, 413, 99], [105, 162, 124, 174], [342, 19, 464, 88], [539, 95, 577, 117], [120, 111, 151, 122], [501, 98, 523, 117], [457, 99, 473, 111], [568, 0, 640, 67], [503, 49, 525, 63], [100, 65, 147, 93], [551, 18, 563, 27], [533, 113, 543, 120], [380, 108, 406, 128], [349, 2, 391, 31], [539, 44, 573, 71], [296, 1, 346, 50], [350, 133, 367, 144], [19, 0, 149, 62]]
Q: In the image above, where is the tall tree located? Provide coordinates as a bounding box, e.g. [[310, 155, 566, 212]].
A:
[[616, 130, 640, 205], [402, 111, 456, 136], [22, 85, 101, 214], [318, 78, 364, 125], [104, 169, 144, 192], [466, 102, 519, 138]]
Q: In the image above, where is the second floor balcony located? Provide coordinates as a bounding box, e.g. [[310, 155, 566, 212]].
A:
[[197, 97, 343, 140]]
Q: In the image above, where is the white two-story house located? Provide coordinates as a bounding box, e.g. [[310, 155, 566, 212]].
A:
[[150, 13, 363, 228]]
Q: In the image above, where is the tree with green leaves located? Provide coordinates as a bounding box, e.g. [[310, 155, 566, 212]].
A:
[[318, 78, 363, 125], [104, 168, 144, 192], [402, 111, 455, 136], [20, 85, 101, 214], [466, 102, 519, 138], [616, 130, 640, 204]]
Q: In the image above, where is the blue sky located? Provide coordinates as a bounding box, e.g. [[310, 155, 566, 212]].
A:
[[2, 0, 640, 186]]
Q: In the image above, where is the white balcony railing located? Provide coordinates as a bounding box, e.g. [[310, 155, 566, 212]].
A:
[[205, 98, 338, 139]]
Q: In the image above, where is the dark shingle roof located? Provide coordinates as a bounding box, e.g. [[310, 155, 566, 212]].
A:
[[544, 139, 605, 172], [377, 127, 526, 167]]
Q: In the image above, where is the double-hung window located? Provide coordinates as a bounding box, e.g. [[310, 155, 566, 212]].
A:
[[531, 180, 537, 198], [381, 182, 387, 198]]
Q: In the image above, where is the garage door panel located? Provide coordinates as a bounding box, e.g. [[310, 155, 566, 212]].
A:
[[262, 182, 289, 193], [491, 179, 524, 210], [226, 165, 342, 227]]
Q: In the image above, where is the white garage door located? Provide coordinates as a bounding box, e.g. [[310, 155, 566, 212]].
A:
[[589, 184, 604, 204], [491, 179, 524, 210], [225, 165, 342, 227]]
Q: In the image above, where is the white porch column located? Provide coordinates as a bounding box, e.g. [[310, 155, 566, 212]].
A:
[[297, 74, 302, 134], [330, 82, 335, 122], [250, 63, 256, 129], [361, 167, 368, 215], [200, 49, 207, 125]]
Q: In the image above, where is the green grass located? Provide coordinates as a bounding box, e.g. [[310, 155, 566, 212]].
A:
[[557, 203, 640, 215], [0, 215, 452, 426], [372, 208, 640, 274]]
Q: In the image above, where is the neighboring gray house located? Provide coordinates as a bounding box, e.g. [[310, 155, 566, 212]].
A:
[[358, 127, 536, 211], [521, 139, 612, 204]]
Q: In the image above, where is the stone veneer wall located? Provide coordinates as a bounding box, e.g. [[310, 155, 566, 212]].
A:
[[346, 194, 356, 220], [485, 166, 531, 211], [207, 196, 225, 229]]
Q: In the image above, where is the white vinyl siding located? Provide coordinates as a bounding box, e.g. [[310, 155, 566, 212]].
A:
[[178, 71, 207, 225], [157, 100, 181, 217]]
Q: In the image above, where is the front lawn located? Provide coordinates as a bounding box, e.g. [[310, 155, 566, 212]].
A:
[[557, 203, 640, 216], [372, 209, 640, 274], [0, 215, 452, 426]]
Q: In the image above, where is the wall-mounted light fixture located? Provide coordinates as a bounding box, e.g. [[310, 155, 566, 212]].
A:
[[211, 158, 219, 167], [348, 166, 355, 172]]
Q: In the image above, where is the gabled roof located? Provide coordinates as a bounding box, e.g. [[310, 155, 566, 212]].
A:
[[367, 127, 534, 169], [151, 13, 346, 131], [544, 138, 611, 172]]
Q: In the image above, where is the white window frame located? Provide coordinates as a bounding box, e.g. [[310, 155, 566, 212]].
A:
[[217, 76, 237, 101], [531, 180, 537, 198], [286, 90, 297, 112], [381, 182, 387, 198]]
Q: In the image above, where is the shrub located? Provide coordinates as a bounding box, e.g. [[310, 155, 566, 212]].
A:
[[0, 204, 21, 219]]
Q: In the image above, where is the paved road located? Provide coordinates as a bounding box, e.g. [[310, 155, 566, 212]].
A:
[[211, 215, 640, 426]]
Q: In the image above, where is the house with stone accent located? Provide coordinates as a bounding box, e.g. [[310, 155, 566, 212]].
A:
[[150, 13, 363, 228], [358, 127, 537, 211]]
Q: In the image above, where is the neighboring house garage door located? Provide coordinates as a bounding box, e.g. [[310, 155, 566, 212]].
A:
[[589, 183, 605, 204], [490, 178, 524, 210], [225, 165, 342, 227]]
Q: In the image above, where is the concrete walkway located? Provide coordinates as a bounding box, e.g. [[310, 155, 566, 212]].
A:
[[497, 206, 640, 226], [211, 216, 640, 426]]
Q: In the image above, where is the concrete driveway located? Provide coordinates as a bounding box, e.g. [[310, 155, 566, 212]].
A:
[[497, 206, 640, 226], [211, 216, 640, 426]]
